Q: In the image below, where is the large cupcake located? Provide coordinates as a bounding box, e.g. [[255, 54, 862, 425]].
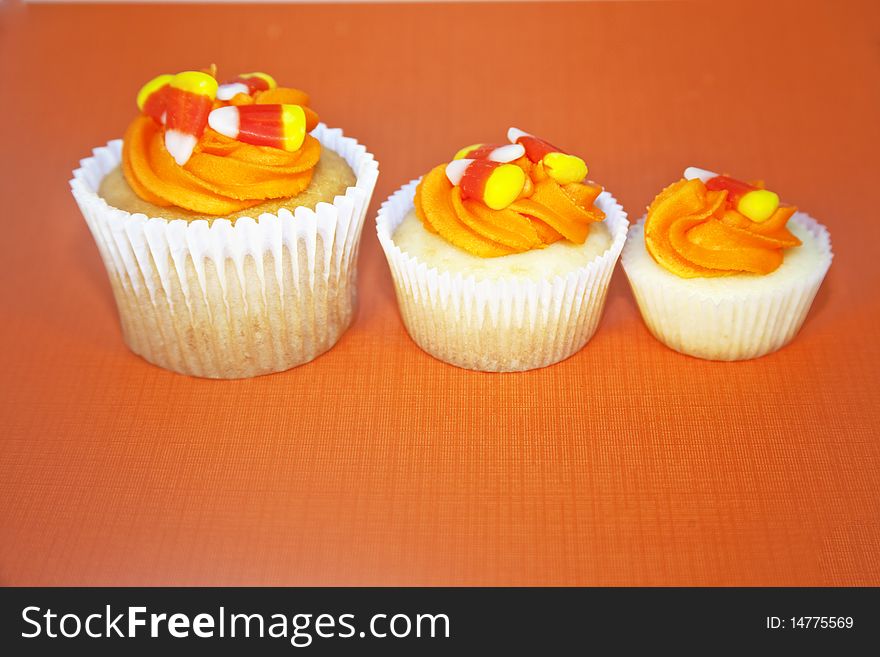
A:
[[70, 67, 378, 378], [377, 128, 628, 372], [622, 167, 832, 360]]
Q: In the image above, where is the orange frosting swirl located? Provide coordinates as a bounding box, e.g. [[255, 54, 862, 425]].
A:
[[122, 87, 321, 216], [414, 158, 605, 258], [645, 178, 802, 277]]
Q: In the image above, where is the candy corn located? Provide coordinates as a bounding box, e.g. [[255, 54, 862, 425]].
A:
[[736, 189, 780, 223], [704, 174, 756, 199], [445, 159, 526, 210], [453, 143, 525, 163], [136, 74, 173, 124], [163, 71, 218, 166], [208, 103, 307, 152], [683, 166, 719, 183], [216, 72, 277, 101], [686, 168, 781, 223], [507, 127, 588, 184]]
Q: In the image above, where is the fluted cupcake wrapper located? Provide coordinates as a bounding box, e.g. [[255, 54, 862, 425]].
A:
[[376, 180, 629, 372], [621, 213, 833, 361], [70, 124, 379, 379]]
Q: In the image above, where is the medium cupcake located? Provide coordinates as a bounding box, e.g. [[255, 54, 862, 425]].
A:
[[622, 167, 832, 360], [70, 67, 378, 378], [376, 128, 628, 372]]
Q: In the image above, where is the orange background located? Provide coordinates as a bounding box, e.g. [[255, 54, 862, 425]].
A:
[[1, 0, 879, 586]]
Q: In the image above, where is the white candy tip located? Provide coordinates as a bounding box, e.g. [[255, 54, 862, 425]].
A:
[[445, 158, 473, 186], [207, 106, 239, 138], [165, 130, 198, 166], [491, 143, 525, 162], [684, 166, 719, 182], [507, 127, 529, 144], [216, 82, 249, 101]]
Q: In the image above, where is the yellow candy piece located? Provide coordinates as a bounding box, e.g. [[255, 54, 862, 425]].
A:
[[483, 164, 526, 210], [241, 72, 277, 90], [170, 71, 218, 98], [737, 189, 780, 223], [280, 104, 307, 152], [542, 152, 588, 184], [136, 74, 173, 111], [454, 143, 483, 161]]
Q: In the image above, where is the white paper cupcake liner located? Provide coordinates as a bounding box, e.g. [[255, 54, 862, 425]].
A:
[[621, 213, 833, 361], [70, 124, 379, 378], [376, 180, 629, 372]]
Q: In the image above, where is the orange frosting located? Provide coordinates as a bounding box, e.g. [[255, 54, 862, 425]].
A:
[[414, 158, 604, 258], [645, 178, 802, 277], [122, 84, 321, 216]]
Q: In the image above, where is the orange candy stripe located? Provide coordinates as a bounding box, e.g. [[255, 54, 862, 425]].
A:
[[255, 88, 318, 130], [516, 134, 561, 162], [141, 85, 169, 124], [165, 88, 214, 139]]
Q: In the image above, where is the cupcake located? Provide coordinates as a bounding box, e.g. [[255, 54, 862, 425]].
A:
[[376, 128, 628, 372], [622, 167, 832, 360], [70, 67, 378, 378]]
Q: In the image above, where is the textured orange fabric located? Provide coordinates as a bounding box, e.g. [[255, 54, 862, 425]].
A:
[[1, 0, 879, 586]]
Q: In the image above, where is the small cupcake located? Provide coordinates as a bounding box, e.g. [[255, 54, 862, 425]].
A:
[[71, 67, 378, 378], [377, 128, 628, 372], [622, 167, 832, 360]]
